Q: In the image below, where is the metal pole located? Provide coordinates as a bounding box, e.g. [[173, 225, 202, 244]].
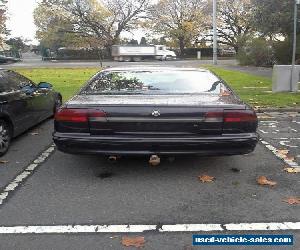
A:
[[291, 0, 298, 91], [213, 0, 217, 65]]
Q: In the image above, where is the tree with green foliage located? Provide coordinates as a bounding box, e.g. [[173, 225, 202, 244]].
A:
[[149, 0, 208, 56], [0, 0, 8, 45], [34, 0, 150, 51], [251, 0, 295, 38], [251, 0, 300, 64], [215, 0, 254, 53], [6, 37, 28, 51]]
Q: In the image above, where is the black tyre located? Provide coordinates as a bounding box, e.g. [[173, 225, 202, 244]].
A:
[[133, 56, 142, 62], [0, 120, 11, 156]]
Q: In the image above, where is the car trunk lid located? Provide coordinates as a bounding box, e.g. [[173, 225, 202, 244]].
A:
[[62, 94, 248, 136]]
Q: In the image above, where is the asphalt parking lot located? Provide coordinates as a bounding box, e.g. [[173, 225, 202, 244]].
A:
[[0, 112, 299, 249]]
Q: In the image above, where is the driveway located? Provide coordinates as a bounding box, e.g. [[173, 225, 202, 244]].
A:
[[0, 112, 299, 249]]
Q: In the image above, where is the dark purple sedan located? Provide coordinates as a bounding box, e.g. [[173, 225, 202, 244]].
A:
[[53, 67, 258, 156]]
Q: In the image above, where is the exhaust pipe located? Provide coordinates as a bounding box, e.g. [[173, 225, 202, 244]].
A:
[[108, 156, 117, 163], [149, 155, 160, 166]]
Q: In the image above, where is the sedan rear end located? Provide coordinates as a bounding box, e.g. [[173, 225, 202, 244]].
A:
[[53, 67, 258, 156]]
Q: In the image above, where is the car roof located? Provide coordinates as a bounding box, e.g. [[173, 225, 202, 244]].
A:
[[101, 66, 210, 73]]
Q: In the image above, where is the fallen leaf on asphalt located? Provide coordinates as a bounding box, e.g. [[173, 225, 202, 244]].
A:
[[257, 176, 277, 187], [284, 167, 300, 173], [286, 156, 295, 161], [0, 160, 9, 164], [122, 236, 145, 248], [283, 197, 300, 205], [277, 149, 289, 156], [198, 175, 215, 183]]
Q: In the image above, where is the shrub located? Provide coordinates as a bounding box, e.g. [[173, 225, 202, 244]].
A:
[[237, 38, 275, 67]]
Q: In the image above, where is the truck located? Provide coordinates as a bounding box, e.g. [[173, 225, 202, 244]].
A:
[[111, 45, 176, 62]]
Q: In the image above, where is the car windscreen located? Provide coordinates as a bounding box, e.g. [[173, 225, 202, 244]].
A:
[[81, 70, 222, 95]]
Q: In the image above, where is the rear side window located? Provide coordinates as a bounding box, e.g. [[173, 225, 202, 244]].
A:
[[0, 71, 20, 92], [82, 70, 222, 95], [0, 71, 35, 93], [5, 71, 35, 89]]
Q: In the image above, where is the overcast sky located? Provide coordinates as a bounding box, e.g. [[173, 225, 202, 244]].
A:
[[6, 0, 39, 44]]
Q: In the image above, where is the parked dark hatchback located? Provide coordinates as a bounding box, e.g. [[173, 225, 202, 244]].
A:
[[54, 67, 258, 156], [0, 69, 62, 155]]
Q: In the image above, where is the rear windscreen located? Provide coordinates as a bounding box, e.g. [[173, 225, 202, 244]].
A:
[[82, 70, 222, 95]]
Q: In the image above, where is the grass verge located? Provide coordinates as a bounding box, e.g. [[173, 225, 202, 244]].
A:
[[205, 66, 300, 108], [15, 67, 300, 108], [15, 68, 99, 102]]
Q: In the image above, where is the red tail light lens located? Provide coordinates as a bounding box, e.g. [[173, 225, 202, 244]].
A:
[[224, 110, 257, 122], [55, 108, 105, 123]]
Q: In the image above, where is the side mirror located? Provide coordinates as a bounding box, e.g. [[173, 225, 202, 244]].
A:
[[38, 82, 52, 89]]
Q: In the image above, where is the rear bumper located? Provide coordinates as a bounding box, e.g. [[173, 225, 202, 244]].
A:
[[53, 132, 259, 156]]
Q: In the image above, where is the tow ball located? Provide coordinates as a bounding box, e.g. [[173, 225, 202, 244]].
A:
[[149, 155, 161, 166]]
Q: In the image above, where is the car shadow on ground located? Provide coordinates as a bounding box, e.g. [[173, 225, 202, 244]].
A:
[[72, 154, 228, 179]]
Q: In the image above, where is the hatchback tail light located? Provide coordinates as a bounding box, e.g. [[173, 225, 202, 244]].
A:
[[55, 108, 106, 123]]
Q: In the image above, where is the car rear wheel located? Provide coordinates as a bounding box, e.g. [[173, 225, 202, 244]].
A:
[[0, 120, 11, 156]]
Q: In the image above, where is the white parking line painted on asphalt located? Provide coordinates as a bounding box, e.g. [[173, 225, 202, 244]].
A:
[[225, 222, 300, 231], [0, 145, 55, 205], [0, 225, 157, 234], [159, 224, 223, 232], [279, 141, 298, 148], [0, 222, 299, 234], [260, 140, 300, 168], [259, 129, 268, 134]]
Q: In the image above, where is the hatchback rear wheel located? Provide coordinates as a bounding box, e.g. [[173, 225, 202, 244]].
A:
[[0, 120, 11, 156]]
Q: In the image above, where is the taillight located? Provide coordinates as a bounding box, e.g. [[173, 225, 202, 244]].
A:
[[224, 110, 257, 122], [55, 108, 106, 123], [205, 112, 223, 122]]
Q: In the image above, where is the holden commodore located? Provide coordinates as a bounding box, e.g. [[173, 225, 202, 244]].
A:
[[53, 67, 258, 157]]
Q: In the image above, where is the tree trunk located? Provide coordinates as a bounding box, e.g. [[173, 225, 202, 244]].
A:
[[234, 45, 239, 53], [178, 37, 185, 57]]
